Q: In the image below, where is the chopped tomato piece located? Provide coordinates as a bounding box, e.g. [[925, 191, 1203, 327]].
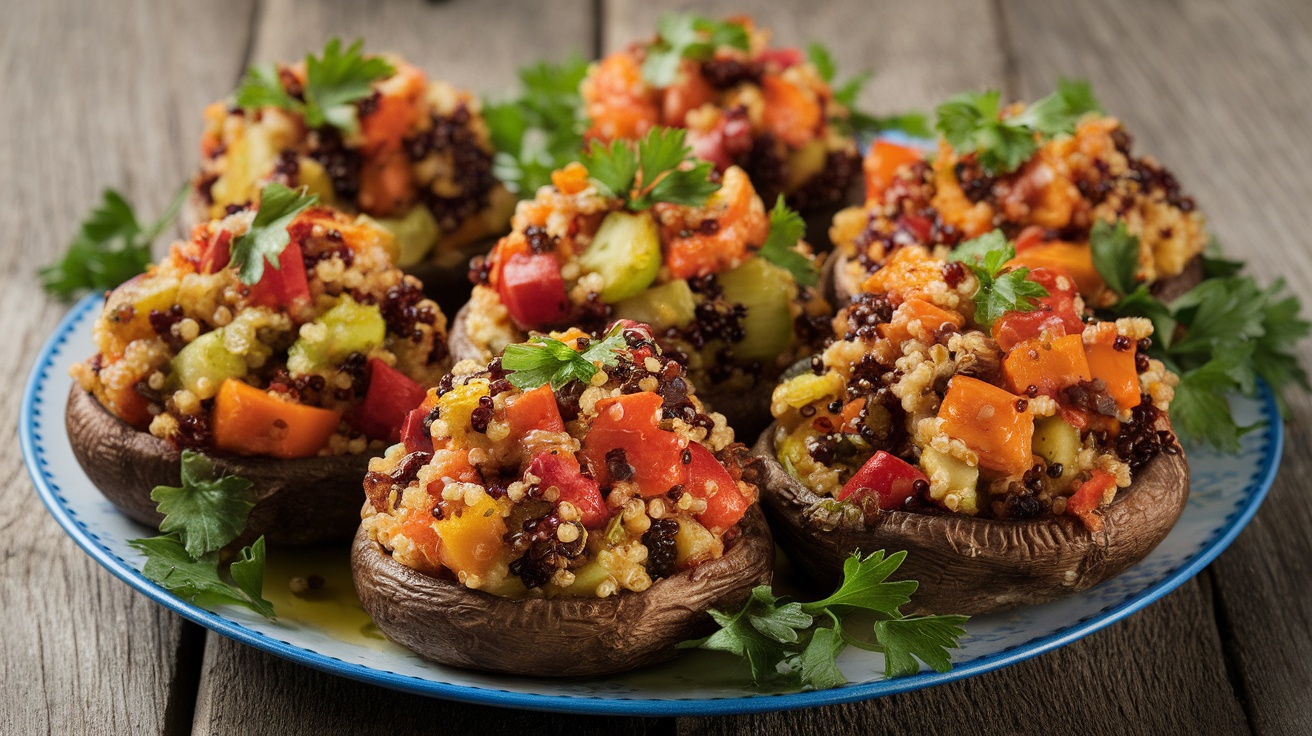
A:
[[1068, 469, 1116, 532], [528, 452, 608, 528], [400, 406, 434, 455], [991, 267, 1085, 351], [247, 240, 311, 309], [683, 443, 750, 531], [498, 252, 570, 329], [837, 451, 929, 510], [580, 392, 684, 497], [350, 359, 428, 443]]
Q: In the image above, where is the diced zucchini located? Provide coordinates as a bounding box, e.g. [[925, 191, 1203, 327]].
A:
[[613, 279, 697, 330], [371, 204, 440, 268], [1033, 415, 1081, 489], [717, 258, 796, 362], [920, 447, 980, 515], [296, 157, 337, 206], [286, 295, 386, 375], [785, 138, 829, 192], [171, 329, 247, 400], [673, 518, 719, 567], [578, 211, 662, 302], [772, 372, 844, 410], [560, 561, 614, 598]]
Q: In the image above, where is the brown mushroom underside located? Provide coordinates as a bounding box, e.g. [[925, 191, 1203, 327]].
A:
[[821, 251, 1205, 308], [751, 424, 1189, 615], [66, 385, 370, 545], [351, 505, 774, 677]]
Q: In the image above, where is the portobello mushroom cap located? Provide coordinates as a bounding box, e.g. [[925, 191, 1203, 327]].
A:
[[449, 303, 776, 440], [66, 385, 369, 545], [351, 505, 774, 677], [751, 423, 1189, 615]]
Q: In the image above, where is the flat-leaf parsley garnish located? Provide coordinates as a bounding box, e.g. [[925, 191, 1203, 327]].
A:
[[502, 327, 628, 390], [948, 230, 1049, 328], [807, 42, 931, 139], [680, 550, 969, 688], [580, 127, 720, 211], [484, 55, 590, 196], [757, 196, 817, 286], [642, 13, 750, 87], [235, 38, 395, 135], [229, 183, 319, 285]]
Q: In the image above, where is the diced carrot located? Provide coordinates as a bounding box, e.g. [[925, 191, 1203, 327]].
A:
[[663, 167, 765, 279], [435, 494, 507, 579], [878, 297, 966, 346], [98, 379, 153, 430], [861, 246, 944, 303], [357, 150, 415, 217], [1002, 334, 1092, 398], [937, 375, 1034, 477], [583, 53, 659, 142], [426, 447, 482, 486], [399, 515, 444, 575], [505, 384, 565, 436], [761, 76, 822, 148], [1067, 469, 1116, 532], [551, 162, 590, 195], [360, 61, 426, 153], [212, 379, 341, 459], [1085, 326, 1142, 410], [661, 63, 716, 126], [840, 397, 867, 433], [863, 141, 923, 204], [1006, 242, 1105, 299]]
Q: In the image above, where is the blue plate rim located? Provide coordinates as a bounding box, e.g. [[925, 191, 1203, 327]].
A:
[[21, 293, 1283, 717]]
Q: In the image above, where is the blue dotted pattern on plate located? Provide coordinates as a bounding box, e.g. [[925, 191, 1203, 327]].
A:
[[20, 294, 1283, 717]]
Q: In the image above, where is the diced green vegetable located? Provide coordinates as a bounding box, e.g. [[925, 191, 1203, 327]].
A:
[[1032, 415, 1081, 489], [171, 329, 248, 400], [775, 373, 844, 410], [562, 560, 613, 596], [578, 210, 662, 302], [287, 295, 386, 374], [674, 518, 718, 567], [718, 258, 796, 362], [370, 205, 440, 268], [919, 447, 979, 515], [613, 279, 696, 329]]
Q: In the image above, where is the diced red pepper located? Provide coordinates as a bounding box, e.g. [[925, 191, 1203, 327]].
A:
[[528, 452, 608, 528], [400, 406, 434, 454], [759, 47, 803, 68], [350, 358, 428, 443], [199, 230, 233, 274], [498, 252, 570, 329], [1068, 469, 1116, 532], [505, 384, 565, 436], [247, 240, 311, 309], [683, 443, 750, 531], [837, 451, 929, 510], [991, 267, 1085, 351], [580, 392, 685, 497]]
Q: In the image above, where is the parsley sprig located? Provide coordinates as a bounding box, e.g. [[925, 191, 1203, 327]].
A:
[[40, 186, 185, 300], [948, 230, 1049, 328], [581, 127, 720, 211], [642, 14, 750, 87], [757, 196, 817, 286], [1091, 222, 1310, 450], [129, 451, 274, 619], [484, 56, 590, 196], [806, 43, 931, 140], [235, 38, 395, 135], [502, 326, 628, 390], [936, 79, 1101, 174], [681, 550, 969, 688], [230, 183, 319, 285]]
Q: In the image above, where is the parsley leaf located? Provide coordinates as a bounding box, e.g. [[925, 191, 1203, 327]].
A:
[[1090, 219, 1141, 297], [1168, 351, 1253, 453], [484, 55, 590, 196], [130, 535, 275, 618], [936, 79, 1101, 174], [756, 196, 817, 286], [642, 14, 750, 87], [682, 550, 969, 689], [949, 230, 1049, 328], [234, 38, 394, 135], [806, 43, 838, 84], [40, 186, 185, 300], [808, 42, 931, 140], [581, 128, 720, 211], [229, 537, 275, 619], [502, 327, 627, 390], [229, 183, 319, 285], [151, 450, 256, 559]]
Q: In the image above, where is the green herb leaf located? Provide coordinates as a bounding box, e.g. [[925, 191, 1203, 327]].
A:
[[229, 183, 319, 285], [1090, 219, 1140, 297], [151, 450, 256, 558], [502, 327, 627, 391], [642, 14, 750, 87], [582, 128, 720, 210], [936, 79, 1101, 174], [874, 614, 970, 678], [802, 550, 918, 615], [234, 38, 393, 135], [234, 63, 299, 112], [792, 614, 848, 690], [229, 536, 275, 618], [679, 586, 794, 684], [40, 186, 186, 300], [806, 43, 837, 83], [757, 196, 817, 286], [580, 138, 639, 200], [949, 230, 1048, 328], [484, 55, 590, 196], [128, 535, 274, 618], [1169, 352, 1253, 453]]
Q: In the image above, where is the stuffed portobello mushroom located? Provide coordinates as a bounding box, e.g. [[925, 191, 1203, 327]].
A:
[[827, 82, 1208, 306], [455, 128, 830, 436], [68, 191, 450, 544], [581, 14, 860, 217], [192, 39, 515, 308], [759, 239, 1188, 614], [353, 321, 772, 676]]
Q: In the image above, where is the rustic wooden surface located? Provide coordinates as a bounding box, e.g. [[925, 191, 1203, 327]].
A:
[[3, 0, 1308, 733]]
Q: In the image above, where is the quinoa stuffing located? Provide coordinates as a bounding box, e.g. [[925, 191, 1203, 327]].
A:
[[71, 197, 450, 459], [360, 321, 757, 598], [194, 39, 515, 270], [771, 238, 1180, 530], [581, 15, 860, 213]]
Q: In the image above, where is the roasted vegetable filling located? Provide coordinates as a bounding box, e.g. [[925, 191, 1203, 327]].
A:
[[360, 322, 757, 598], [772, 240, 1180, 530], [71, 198, 449, 458]]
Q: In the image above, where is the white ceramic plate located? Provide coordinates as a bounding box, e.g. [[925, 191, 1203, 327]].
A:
[[23, 295, 1282, 716]]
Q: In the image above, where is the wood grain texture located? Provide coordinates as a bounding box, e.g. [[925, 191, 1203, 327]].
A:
[[0, 1, 253, 733], [998, 0, 1312, 733], [190, 636, 654, 736]]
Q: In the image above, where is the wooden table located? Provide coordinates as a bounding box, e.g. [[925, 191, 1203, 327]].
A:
[[4, 0, 1309, 732]]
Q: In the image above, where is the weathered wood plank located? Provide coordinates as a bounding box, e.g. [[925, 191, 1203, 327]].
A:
[[0, 1, 254, 733], [999, 0, 1312, 733], [191, 636, 654, 736]]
